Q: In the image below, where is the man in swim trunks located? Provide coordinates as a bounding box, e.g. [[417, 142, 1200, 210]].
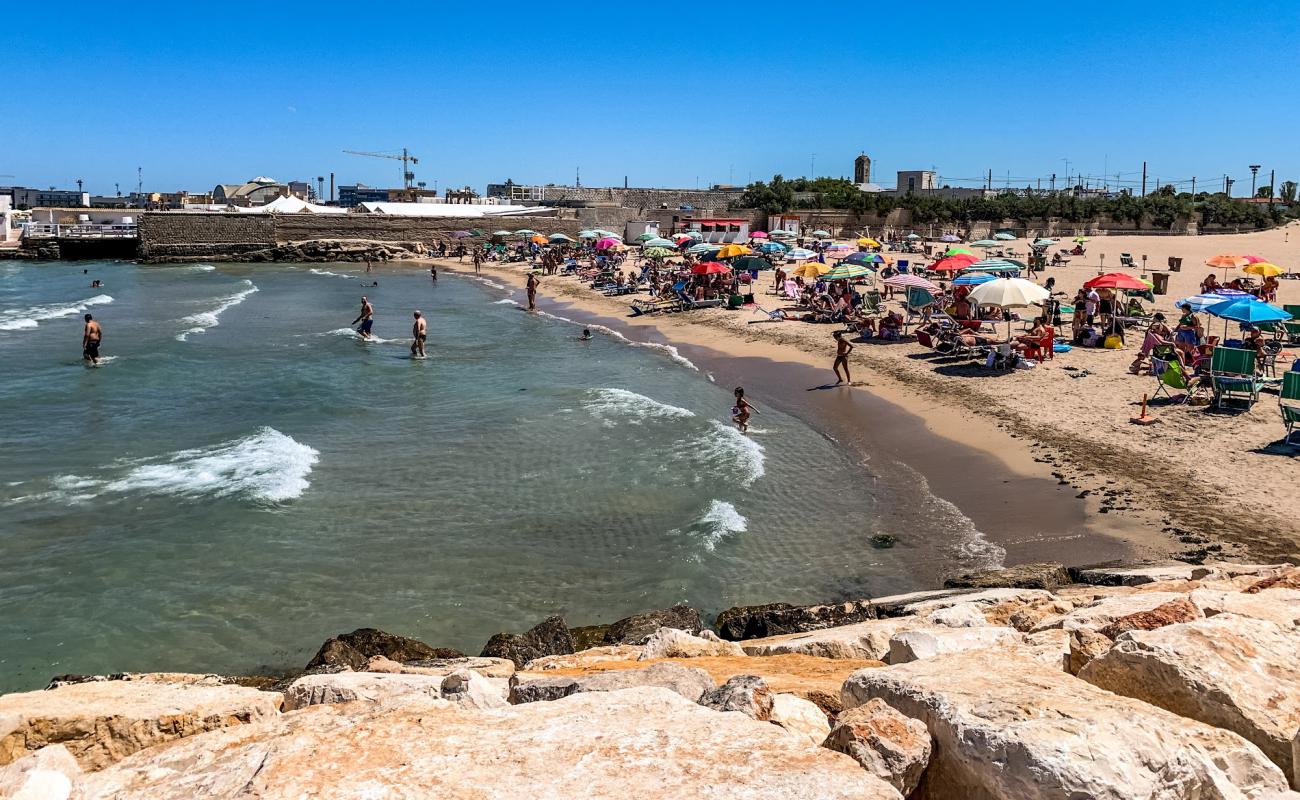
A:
[[832, 330, 853, 384], [82, 313, 102, 365], [411, 310, 427, 357], [352, 296, 374, 339], [526, 272, 540, 311]]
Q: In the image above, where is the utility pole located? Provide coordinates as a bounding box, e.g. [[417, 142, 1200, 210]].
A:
[[1268, 169, 1275, 206], [1050, 173, 1056, 192], [810, 154, 816, 178], [986, 168, 992, 190], [1249, 165, 1261, 197], [1190, 177, 1196, 196], [1140, 161, 1147, 197], [76, 178, 83, 193]]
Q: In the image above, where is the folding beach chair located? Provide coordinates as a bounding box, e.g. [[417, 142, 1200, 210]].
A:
[[1282, 305, 1300, 344], [1209, 346, 1262, 409], [1281, 372, 1300, 445], [1150, 357, 1203, 404]]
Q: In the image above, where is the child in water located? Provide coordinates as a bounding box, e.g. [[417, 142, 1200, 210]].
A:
[[731, 387, 758, 433]]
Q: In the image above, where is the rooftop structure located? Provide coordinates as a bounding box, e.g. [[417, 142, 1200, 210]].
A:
[[212, 177, 287, 207]]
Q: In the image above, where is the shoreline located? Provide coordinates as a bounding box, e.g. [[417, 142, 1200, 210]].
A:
[[430, 257, 1183, 572]]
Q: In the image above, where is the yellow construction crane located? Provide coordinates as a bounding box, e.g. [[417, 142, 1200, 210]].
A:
[[343, 148, 419, 189]]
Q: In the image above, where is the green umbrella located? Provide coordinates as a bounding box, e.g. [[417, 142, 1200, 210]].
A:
[[577, 230, 599, 239], [732, 255, 771, 271], [971, 239, 1000, 248], [642, 237, 676, 248], [823, 263, 875, 280], [810, 230, 831, 238], [994, 232, 1016, 240], [643, 246, 677, 258], [634, 232, 657, 242], [687, 243, 714, 254], [944, 246, 975, 257]]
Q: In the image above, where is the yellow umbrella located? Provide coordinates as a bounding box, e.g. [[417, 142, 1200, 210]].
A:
[[1244, 262, 1284, 278], [790, 262, 829, 279], [715, 244, 753, 259], [856, 237, 881, 248]]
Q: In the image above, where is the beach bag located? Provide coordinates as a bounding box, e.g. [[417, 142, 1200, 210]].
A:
[[1103, 334, 1123, 349]]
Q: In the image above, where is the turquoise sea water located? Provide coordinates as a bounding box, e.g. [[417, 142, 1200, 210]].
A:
[[0, 260, 999, 690]]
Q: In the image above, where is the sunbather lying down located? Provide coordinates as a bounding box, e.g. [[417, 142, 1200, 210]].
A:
[[956, 331, 998, 348]]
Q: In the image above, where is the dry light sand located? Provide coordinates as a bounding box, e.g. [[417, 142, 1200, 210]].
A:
[[429, 220, 1300, 564]]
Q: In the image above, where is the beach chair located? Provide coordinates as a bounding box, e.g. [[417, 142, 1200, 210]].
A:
[[1150, 357, 1203, 404], [1119, 253, 1136, 269], [1209, 347, 1262, 409], [1280, 372, 1300, 445]]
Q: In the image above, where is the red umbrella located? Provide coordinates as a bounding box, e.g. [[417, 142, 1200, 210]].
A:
[[930, 254, 979, 272], [1084, 272, 1149, 290], [691, 261, 731, 275]]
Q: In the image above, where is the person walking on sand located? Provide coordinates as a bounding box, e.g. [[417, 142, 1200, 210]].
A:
[[411, 310, 427, 358], [832, 330, 854, 384], [731, 387, 758, 433], [352, 296, 375, 340], [82, 313, 102, 365], [526, 272, 540, 311]]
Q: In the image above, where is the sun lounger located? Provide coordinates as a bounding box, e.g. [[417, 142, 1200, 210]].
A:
[[1281, 372, 1300, 445], [630, 296, 680, 316], [1209, 346, 1263, 409]]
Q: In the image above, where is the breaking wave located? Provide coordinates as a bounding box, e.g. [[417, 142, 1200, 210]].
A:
[[309, 268, 351, 279], [0, 294, 113, 332], [176, 280, 257, 341], [534, 311, 698, 370], [583, 388, 696, 423], [324, 327, 400, 344]]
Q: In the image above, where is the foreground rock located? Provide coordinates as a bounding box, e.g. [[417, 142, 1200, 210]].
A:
[[769, 693, 831, 745], [1080, 614, 1300, 788], [842, 650, 1289, 799], [509, 662, 715, 704], [523, 645, 644, 671], [0, 745, 80, 800], [741, 617, 925, 661], [305, 627, 463, 672], [886, 626, 1021, 664], [282, 672, 447, 711], [639, 627, 745, 659], [715, 599, 876, 641], [1190, 587, 1300, 627], [824, 699, 932, 797], [698, 675, 773, 721], [0, 674, 281, 771], [943, 563, 1072, 592], [480, 615, 575, 667], [1031, 591, 1190, 633], [74, 688, 902, 799], [365, 654, 515, 678], [1096, 595, 1203, 639], [602, 605, 703, 645]]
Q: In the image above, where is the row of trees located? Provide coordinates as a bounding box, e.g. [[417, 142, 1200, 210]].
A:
[[734, 175, 1299, 229]]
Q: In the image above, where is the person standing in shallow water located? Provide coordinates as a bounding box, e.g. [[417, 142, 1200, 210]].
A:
[[526, 272, 540, 311], [352, 296, 374, 340], [411, 310, 427, 358], [731, 386, 757, 433], [833, 330, 854, 384], [82, 313, 102, 365]]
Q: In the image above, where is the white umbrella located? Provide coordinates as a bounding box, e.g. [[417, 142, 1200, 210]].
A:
[[966, 278, 1050, 345]]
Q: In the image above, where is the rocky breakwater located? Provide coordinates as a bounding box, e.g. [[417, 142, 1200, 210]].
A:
[[1, 560, 1298, 799]]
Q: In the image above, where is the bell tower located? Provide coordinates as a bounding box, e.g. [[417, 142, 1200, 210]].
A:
[[854, 153, 872, 185]]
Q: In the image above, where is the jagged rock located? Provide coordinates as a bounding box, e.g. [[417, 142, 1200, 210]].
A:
[[887, 626, 1021, 664], [842, 650, 1289, 799], [1097, 596, 1203, 639], [639, 627, 745, 659], [0, 745, 80, 800], [1243, 567, 1300, 594], [943, 562, 1072, 592], [868, 589, 980, 618], [895, 588, 1056, 619], [304, 628, 462, 672], [769, 693, 831, 746], [1190, 587, 1300, 627], [440, 669, 508, 709], [715, 599, 876, 641], [72, 688, 902, 800], [699, 675, 773, 721], [0, 673, 281, 771], [510, 662, 716, 704], [923, 603, 988, 628], [524, 645, 644, 671], [983, 597, 1074, 629], [480, 615, 575, 667], [1070, 562, 1207, 586], [1067, 628, 1114, 675], [282, 672, 446, 711], [824, 698, 932, 797], [1080, 614, 1300, 787], [569, 624, 611, 651], [741, 618, 930, 661], [1031, 591, 1190, 633], [602, 605, 703, 645], [365, 654, 515, 678], [1020, 628, 1072, 669]]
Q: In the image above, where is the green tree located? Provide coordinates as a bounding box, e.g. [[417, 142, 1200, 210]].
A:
[[1256, 185, 1273, 199], [1281, 181, 1298, 204]]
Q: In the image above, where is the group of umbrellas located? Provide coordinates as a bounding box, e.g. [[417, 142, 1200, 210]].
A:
[[1173, 253, 1292, 329]]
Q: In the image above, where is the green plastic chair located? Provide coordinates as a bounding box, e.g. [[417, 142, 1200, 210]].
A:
[[1151, 357, 1200, 404], [1210, 347, 1261, 408], [1281, 372, 1300, 445]]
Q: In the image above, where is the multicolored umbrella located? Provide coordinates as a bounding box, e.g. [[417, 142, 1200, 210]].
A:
[[785, 248, 815, 261], [673, 233, 696, 242], [822, 262, 874, 280], [883, 274, 939, 291], [1084, 272, 1149, 290], [961, 258, 1022, 274], [1073, 236, 1090, 243], [691, 261, 731, 275], [845, 252, 882, 267], [825, 244, 854, 257], [643, 246, 677, 258]]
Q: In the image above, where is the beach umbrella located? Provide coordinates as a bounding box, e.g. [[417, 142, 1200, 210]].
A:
[[687, 243, 715, 254], [822, 263, 875, 280], [960, 259, 1022, 274], [810, 230, 831, 238], [758, 241, 789, 254], [672, 233, 696, 242], [941, 234, 961, 242], [548, 233, 574, 243], [856, 237, 881, 248], [1033, 237, 1057, 245], [715, 244, 753, 259], [791, 262, 830, 279], [643, 237, 676, 248], [691, 261, 731, 275], [1073, 236, 1090, 243], [905, 233, 922, 240], [514, 229, 538, 237], [644, 246, 677, 258], [633, 232, 657, 242], [1206, 254, 1250, 269], [883, 274, 939, 292], [452, 230, 473, 238], [530, 234, 548, 245], [943, 246, 975, 257], [971, 239, 1000, 248], [930, 255, 979, 273], [1204, 297, 1290, 325], [592, 229, 618, 238], [1243, 262, 1284, 278], [826, 243, 854, 257], [577, 229, 599, 239], [1084, 272, 1149, 290], [1176, 289, 1253, 312], [732, 255, 771, 271], [595, 237, 622, 250], [750, 231, 769, 238], [994, 232, 1016, 241], [785, 248, 815, 261], [966, 277, 1049, 309], [492, 229, 513, 236], [953, 272, 996, 286]]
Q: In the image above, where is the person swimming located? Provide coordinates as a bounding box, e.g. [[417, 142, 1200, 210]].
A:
[[579, 328, 593, 340]]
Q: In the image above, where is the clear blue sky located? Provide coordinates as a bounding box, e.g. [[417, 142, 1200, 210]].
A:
[[3, 1, 1296, 196]]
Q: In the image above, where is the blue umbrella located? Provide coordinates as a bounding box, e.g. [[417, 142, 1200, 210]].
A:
[[953, 273, 996, 286], [1204, 297, 1291, 324], [758, 241, 790, 254], [844, 252, 879, 267], [1176, 289, 1252, 312]]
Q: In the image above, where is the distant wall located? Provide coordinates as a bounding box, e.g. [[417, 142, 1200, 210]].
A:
[[537, 187, 742, 214], [138, 213, 276, 259]]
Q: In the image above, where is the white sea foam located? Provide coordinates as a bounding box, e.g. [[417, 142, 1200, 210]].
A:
[[535, 311, 698, 370], [13, 427, 319, 506], [309, 268, 351, 279], [324, 327, 400, 344], [188, 264, 216, 272], [494, 298, 522, 306], [700, 421, 766, 487], [0, 294, 114, 332], [176, 280, 257, 341], [675, 499, 748, 551], [901, 464, 1006, 571], [583, 388, 696, 423]]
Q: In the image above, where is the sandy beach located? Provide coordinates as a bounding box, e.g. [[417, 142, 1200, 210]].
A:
[[428, 221, 1300, 564]]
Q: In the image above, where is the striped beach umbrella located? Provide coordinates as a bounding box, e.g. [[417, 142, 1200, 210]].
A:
[[961, 258, 1022, 274], [822, 262, 875, 280], [883, 274, 939, 291], [687, 243, 715, 254], [785, 248, 815, 261], [953, 272, 996, 286], [642, 237, 677, 248], [643, 246, 677, 258]]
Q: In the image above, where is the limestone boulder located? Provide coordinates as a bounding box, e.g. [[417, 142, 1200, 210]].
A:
[[480, 615, 575, 667], [841, 650, 1289, 799], [715, 599, 876, 641], [943, 562, 1072, 592], [0, 674, 281, 771], [1020, 628, 1072, 669], [824, 698, 932, 797], [1097, 595, 1203, 639], [1080, 614, 1300, 788], [510, 662, 716, 704], [1070, 562, 1206, 586], [868, 588, 981, 618], [699, 675, 774, 721], [524, 645, 644, 671], [304, 627, 462, 672], [365, 654, 515, 679], [1067, 628, 1114, 675], [741, 617, 927, 661], [1243, 567, 1300, 594], [769, 693, 831, 746], [887, 626, 1021, 664], [894, 588, 1055, 618], [1031, 591, 1190, 633], [282, 672, 446, 711], [569, 624, 611, 651], [72, 688, 903, 800], [639, 627, 745, 659], [440, 669, 508, 709], [0, 745, 80, 800], [602, 605, 703, 645], [923, 603, 989, 628], [1190, 587, 1300, 627]]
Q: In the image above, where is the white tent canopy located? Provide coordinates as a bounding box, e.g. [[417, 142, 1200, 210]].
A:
[[235, 196, 345, 214], [358, 202, 554, 218]]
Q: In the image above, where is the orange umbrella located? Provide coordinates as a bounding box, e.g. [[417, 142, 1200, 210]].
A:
[[1205, 254, 1250, 268], [530, 234, 548, 245]]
